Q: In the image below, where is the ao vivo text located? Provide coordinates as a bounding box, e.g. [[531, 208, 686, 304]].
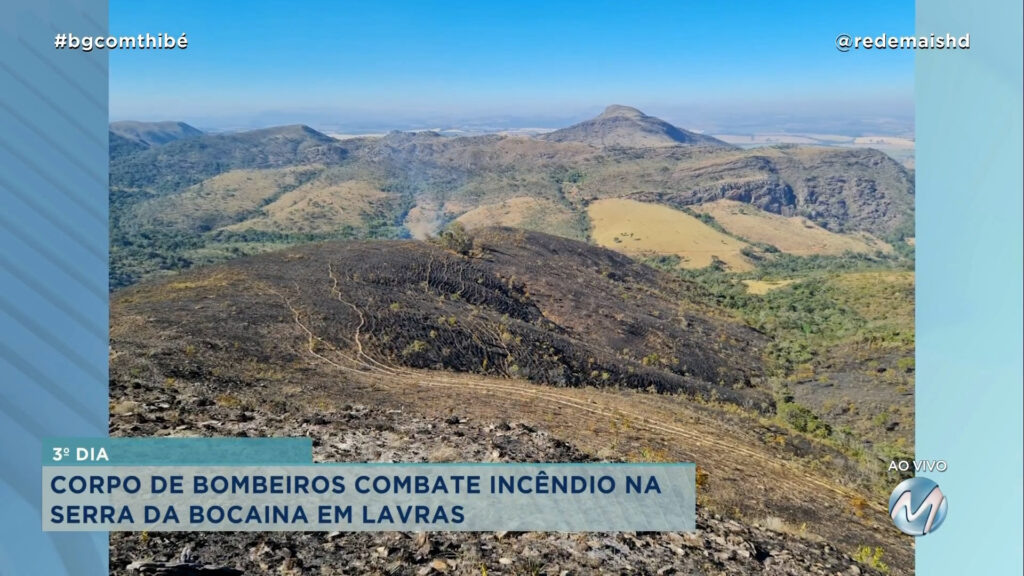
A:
[[888, 459, 947, 473]]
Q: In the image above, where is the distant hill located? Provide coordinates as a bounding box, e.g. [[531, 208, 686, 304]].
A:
[[110, 124, 347, 193], [109, 107, 914, 288], [109, 120, 203, 147], [108, 132, 149, 157], [539, 105, 731, 148]]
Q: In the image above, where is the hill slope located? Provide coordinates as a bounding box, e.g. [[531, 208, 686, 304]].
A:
[[456, 196, 587, 239], [116, 228, 769, 405], [110, 124, 347, 193], [109, 120, 203, 147], [109, 230, 910, 575], [691, 199, 893, 255]]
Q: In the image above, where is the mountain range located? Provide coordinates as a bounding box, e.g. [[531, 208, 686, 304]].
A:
[[110, 105, 913, 289]]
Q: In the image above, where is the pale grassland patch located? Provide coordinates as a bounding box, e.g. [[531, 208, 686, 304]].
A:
[[457, 197, 584, 239], [588, 198, 753, 271], [691, 199, 892, 256], [224, 179, 387, 234], [742, 279, 797, 295]]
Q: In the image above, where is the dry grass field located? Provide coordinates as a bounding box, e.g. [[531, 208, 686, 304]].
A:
[[743, 279, 797, 294], [224, 179, 388, 234], [691, 200, 892, 256], [588, 198, 753, 271], [134, 166, 320, 230], [457, 197, 584, 239]]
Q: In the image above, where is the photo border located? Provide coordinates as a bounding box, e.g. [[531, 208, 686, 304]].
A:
[[915, 0, 1023, 573], [0, 1, 1021, 574]]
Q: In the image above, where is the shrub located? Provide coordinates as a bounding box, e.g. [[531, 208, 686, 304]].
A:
[[434, 221, 473, 255], [852, 546, 890, 574], [778, 402, 832, 438], [402, 340, 429, 357], [695, 466, 709, 489]]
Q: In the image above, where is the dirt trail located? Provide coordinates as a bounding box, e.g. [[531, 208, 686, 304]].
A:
[[264, 276, 911, 570]]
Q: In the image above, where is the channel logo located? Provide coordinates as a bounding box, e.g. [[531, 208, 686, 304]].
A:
[[888, 477, 948, 536]]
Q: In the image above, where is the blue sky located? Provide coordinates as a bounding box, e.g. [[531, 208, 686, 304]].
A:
[[110, 1, 914, 133]]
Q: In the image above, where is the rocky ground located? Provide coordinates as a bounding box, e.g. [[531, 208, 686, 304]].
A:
[[109, 383, 891, 576], [114, 514, 878, 576]]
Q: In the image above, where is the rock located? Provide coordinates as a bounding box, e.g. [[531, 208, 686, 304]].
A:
[[414, 532, 432, 558], [126, 560, 242, 575]]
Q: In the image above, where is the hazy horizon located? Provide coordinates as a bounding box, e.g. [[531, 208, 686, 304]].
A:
[[110, 100, 915, 138], [111, 1, 914, 136]]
